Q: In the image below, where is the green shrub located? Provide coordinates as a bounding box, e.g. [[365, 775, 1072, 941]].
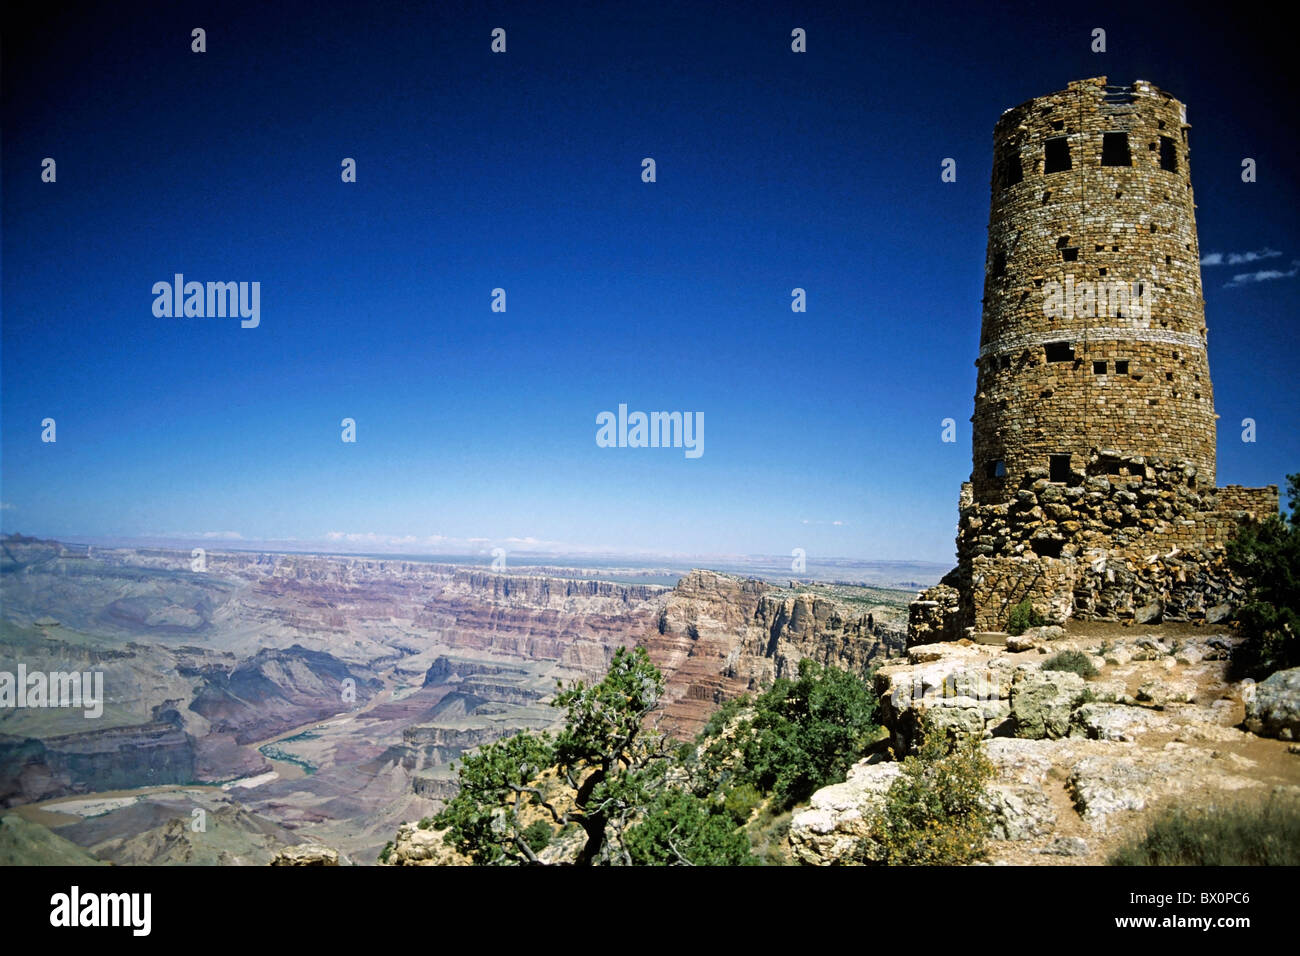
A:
[[622, 788, 755, 866], [521, 819, 553, 853], [721, 783, 763, 826], [727, 658, 880, 807], [700, 695, 750, 740], [378, 840, 394, 863], [1043, 649, 1098, 678], [1109, 796, 1300, 866], [862, 719, 994, 865], [1226, 472, 1300, 679], [1005, 598, 1046, 636], [416, 816, 434, 830]]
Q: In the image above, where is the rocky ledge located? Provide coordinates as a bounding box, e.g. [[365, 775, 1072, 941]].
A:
[[791, 630, 1300, 865]]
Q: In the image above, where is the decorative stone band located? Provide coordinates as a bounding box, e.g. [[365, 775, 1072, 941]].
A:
[[979, 327, 1205, 360]]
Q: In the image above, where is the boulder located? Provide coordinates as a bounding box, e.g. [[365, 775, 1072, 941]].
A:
[[1038, 836, 1089, 857], [983, 784, 1056, 840], [1071, 702, 1171, 741], [1011, 670, 1087, 739], [1068, 756, 1153, 821], [1244, 667, 1300, 741], [382, 823, 470, 866], [1006, 634, 1042, 653], [270, 844, 339, 866], [788, 760, 903, 865], [1136, 679, 1196, 706]]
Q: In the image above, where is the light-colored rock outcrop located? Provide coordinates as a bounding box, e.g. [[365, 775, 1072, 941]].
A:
[[381, 823, 469, 866], [1011, 669, 1087, 738], [791, 629, 1300, 865], [270, 844, 340, 865], [1244, 667, 1300, 741], [788, 760, 902, 865]]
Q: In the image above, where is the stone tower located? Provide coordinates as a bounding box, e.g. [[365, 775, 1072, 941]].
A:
[[908, 78, 1278, 643], [973, 76, 1215, 506]]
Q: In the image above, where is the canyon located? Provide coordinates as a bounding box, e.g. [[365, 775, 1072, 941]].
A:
[[0, 535, 916, 863]]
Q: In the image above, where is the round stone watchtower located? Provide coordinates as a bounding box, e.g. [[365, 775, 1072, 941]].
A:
[[907, 78, 1278, 642], [971, 76, 1216, 505]]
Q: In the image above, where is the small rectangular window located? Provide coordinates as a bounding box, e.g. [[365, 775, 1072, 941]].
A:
[[985, 460, 1006, 479], [1032, 539, 1064, 558], [1093, 361, 1107, 375], [1115, 360, 1129, 374], [999, 152, 1023, 188], [1044, 137, 1071, 173], [1159, 136, 1178, 172], [1101, 132, 1131, 166], [1000, 354, 1011, 370], [1061, 247, 1079, 262], [1049, 455, 1072, 483], [1045, 342, 1074, 363]]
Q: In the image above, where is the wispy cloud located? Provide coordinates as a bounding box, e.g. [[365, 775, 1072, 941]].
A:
[[1224, 259, 1300, 288], [0, 502, 15, 511], [800, 519, 845, 526], [162, 529, 243, 539], [1201, 247, 1282, 267], [324, 531, 433, 546]]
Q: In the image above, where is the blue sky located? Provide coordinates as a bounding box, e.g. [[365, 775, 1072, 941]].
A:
[[2, 0, 1296, 564]]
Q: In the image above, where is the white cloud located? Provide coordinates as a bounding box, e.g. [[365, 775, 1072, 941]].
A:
[[0, 502, 14, 511], [1202, 247, 1282, 267], [324, 531, 418, 545], [1225, 261, 1299, 288]]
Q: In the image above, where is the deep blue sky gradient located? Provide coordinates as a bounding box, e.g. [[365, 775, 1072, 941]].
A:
[[3, 0, 1296, 562]]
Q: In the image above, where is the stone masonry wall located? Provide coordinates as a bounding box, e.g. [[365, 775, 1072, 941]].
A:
[[955, 451, 1276, 631], [972, 77, 1215, 505]]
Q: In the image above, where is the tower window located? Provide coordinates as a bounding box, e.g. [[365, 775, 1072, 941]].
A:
[[1044, 137, 1071, 173], [1093, 361, 1107, 374], [985, 459, 1007, 479], [1159, 136, 1178, 172], [1061, 247, 1079, 262], [1101, 132, 1132, 166], [1000, 354, 1011, 370], [1115, 360, 1130, 374], [991, 251, 1006, 277], [998, 151, 1023, 188], [1049, 455, 1072, 483], [1045, 342, 1074, 363]]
